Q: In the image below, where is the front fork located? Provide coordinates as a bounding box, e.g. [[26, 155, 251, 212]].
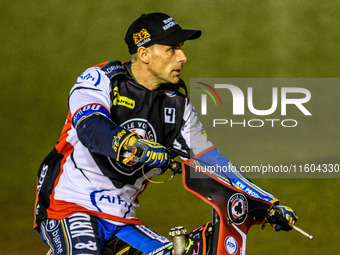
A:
[[208, 209, 220, 255]]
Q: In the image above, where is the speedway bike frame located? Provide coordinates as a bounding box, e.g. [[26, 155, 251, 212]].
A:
[[163, 148, 313, 255]]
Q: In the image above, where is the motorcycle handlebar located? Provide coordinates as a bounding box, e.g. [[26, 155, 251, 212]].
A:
[[132, 146, 314, 240]]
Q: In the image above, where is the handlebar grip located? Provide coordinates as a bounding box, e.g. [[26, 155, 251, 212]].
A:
[[267, 208, 289, 226]]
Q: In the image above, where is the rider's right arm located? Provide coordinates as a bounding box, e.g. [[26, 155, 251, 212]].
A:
[[69, 67, 134, 159]]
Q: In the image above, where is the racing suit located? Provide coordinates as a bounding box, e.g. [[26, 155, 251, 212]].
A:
[[34, 61, 278, 254]]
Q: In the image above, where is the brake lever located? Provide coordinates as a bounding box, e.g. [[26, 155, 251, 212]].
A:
[[167, 147, 190, 159]]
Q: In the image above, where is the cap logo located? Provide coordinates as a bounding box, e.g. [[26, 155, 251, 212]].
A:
[[133, 29, 151, 47], [162, 17, 177, 31]]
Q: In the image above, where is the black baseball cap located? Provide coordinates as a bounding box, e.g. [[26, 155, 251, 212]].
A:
[[125, 12, 202, 54]]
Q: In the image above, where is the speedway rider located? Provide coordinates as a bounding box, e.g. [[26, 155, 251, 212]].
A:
[[34, 12, 298, 254]]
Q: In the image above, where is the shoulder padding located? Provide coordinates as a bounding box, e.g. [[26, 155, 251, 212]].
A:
[[101, 61, 127, 80]]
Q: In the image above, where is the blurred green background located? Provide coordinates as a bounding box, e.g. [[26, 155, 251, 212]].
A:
[[1, 0, 339, 254]]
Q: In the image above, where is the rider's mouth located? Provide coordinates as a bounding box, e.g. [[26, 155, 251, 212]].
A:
[[173, 69, 181, 75]]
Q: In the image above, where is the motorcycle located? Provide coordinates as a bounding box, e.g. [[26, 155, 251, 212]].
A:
[[138, 147, 314, 255], [46, 148, 313, 255]]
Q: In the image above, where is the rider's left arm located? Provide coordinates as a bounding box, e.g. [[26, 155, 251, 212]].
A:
[[174, 98, 297, 230]]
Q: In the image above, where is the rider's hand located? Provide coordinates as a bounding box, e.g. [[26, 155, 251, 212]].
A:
[[125, 135, 167, 168], [269, 205, 298, 231]]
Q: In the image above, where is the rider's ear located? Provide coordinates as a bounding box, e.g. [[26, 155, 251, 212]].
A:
[[137, 47, 149, 64]]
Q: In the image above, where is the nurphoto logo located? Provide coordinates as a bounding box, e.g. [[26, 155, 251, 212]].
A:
[[192, 79, 312, 128]]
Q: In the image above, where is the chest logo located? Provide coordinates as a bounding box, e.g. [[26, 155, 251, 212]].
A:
[[113, 87, 135, 109], [121, 118, 157, 142]]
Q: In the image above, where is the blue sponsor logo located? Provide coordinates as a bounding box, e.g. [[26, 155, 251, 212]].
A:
[[225, 236, 238, 254], [79, 70, 101, 86], [90, 189, 133, 218], [73, 104, 110, 127], [82, 73, 96, 82]]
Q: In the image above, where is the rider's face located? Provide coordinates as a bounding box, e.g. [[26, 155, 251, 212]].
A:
[[147, 43, 187, 85]]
